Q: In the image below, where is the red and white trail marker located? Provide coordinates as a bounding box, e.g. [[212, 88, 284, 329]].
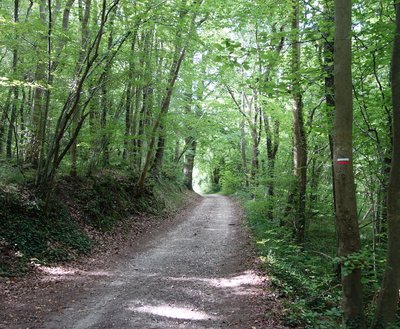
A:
[[336, 158, 351, 165]]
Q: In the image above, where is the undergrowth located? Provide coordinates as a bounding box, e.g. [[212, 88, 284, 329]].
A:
[[244, 197, 396, 328], [0, 185, 92, 276], [245, 199, 342, 328], [0, 171, 185, 277]]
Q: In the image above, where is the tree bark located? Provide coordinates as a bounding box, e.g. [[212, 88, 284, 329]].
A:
[[123, 37, 137, 162], [135, 29, 153, 171], [372, 3, 400, 327], [27, 0, 47, 167], [0, 91, 12, 156], [151, 132, 166, 178], [100, 8, 116, 168], [291, 0, 307, 244], [35, 0, 123, 190], [71, 0, 90, 176], [6, 0, 19, 159], [183, 136, 197, 190], [137, 46, 186, 190], [334, 0, 365, 326], [240, 119, 249, 188], [322, 2, 337, 217], [263, 111, 279, 220]]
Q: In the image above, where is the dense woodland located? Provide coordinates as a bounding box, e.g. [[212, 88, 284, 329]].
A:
[[1, 0, 400, 327]]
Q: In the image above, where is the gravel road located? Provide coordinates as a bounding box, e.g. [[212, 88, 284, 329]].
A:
[[39, 194, 281, 329]]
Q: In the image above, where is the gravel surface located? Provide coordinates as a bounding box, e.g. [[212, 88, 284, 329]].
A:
[[2, 194, 285, 329]]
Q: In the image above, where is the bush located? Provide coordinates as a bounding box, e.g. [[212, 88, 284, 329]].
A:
[[220, 171, 243, 195]]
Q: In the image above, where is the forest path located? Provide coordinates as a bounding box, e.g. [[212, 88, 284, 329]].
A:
[[3, 195, 284, 329]]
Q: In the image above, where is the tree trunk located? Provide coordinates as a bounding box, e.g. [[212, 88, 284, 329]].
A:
[[183, 137, 197, 190], [27, 0, 47, 167], [240, 119, 249, 188], [0, 91, 12, 156], [174, 140, 180, 163], [137, 1, 203, 190], [372, 3, 400, 327], [137, 47, 186, 190], [151, 132, 166, 178], [18, 88, 27, 158], [100, 9, 115, 168], [322, 2, 337, 217], [123, 38, 137, 162], [71, 0, 90, 176], [35, 0, 123, 190], [263, 111, 279, 221], [291, 0, 307, 244], [250, 126, 259, 184], [334, 0, 365, 326], [135, 30, 153, 171], [6, 0, 19, 159]]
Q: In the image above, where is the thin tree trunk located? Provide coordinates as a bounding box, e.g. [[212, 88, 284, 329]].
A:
[[334, 0, 365, 326], [137, 47, 186, 190], [183, 136, 197, 190], [250, 90, 260, 185], [35, 0, 122, 190], [27, 0, 47, 167], [372, 3, 400, 327], [291, 0, 307, 244], [263, 111, 279, 220], [174, 140, 180, 163], [132, 85, 142, 169], [151, 133, 166, 178], [6, 0, 19, 159], [322, 2, 337, 216], [123, 38, 137, 162], [71, 0, 90, 176], [137, 0, 204, 190], [19, 88, 26, 158], [240, 119, 249, 188], [250, 126, 259, 183], [135, 30, 153, 171], [0, 91, 13, 155], [100, 9, 115, 168]]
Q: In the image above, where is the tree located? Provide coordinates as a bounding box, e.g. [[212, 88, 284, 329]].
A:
[[333, 0, 365, 326], [137, 0, 205, 190], [291, 0, 307, 244], [6, 0, 19, 159], [372, 2, 400, 327]]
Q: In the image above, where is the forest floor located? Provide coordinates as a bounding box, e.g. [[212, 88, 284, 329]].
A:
[[0, 193, 286, 329]]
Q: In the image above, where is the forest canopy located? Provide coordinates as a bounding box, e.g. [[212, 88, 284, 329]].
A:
[[1, 0, 400, 327]]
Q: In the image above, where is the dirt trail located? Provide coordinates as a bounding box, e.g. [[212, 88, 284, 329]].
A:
[[2, 195, 284, 329]]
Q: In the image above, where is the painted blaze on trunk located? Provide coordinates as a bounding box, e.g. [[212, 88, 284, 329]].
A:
[[333, 0, 365, 327]]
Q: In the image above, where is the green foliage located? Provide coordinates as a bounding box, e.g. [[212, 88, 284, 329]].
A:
[[220, 171, 243, 195], [0, 0, 397, 324], [246, 199, 342, 328], [70, 174, 133, 231], [0, 185, 92, 275], [0, 170, 186, 277], [0, 161, 35, 184]]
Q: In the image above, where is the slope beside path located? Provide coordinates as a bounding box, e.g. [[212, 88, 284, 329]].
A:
[[1, 194, 285, 329]]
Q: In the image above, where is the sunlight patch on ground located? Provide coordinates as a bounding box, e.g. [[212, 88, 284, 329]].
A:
[[168, 270, 264, 289], [130, 304, 215, 321], [36, 265, 112, 282], [210, 270, 264, 288]]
